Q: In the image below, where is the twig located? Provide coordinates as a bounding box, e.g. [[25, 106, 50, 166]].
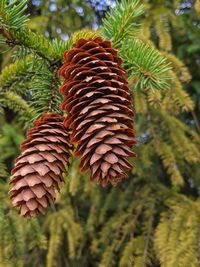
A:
[[0, 23, 13, 40], [0, 23, 59, 66]]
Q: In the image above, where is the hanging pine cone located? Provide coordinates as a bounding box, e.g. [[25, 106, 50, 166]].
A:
[[9, 113, 72, 217], [59, 37, 137, 186]]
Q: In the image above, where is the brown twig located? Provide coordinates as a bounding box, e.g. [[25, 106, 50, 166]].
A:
[[0, 23, 13, 40]]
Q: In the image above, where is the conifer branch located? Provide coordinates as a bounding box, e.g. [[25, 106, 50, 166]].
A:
[[120, 38, 171, 91], [0, 55, 34, 95], [0, 0, 29, 29], [0, 0, 54, 64], [0, 158, 8, 179], [0, 55, 62, 121], [2, 28, 54, 64], [154, 197, 200, 267], [142, 203, 155, 264], [101, 0, 144, 47], [30, 64, 62, 115], [0, 91, 36, 123]]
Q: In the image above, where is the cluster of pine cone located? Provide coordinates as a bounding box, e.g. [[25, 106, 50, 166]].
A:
[[10, 37, 137, 217]]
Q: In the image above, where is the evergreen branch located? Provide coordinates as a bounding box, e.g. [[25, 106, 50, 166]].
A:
[[160, 71, 194, 114], [158, 112, 200, 164], [0, 0, 29, 30], [142, 203, 155, 265], [101, 0, 144, 47], [0, 55, 32, 82], [6, 28, 55, 63], [0, 2, 100, 66], [149, 122, 184, 187], [46, 214, 63, 267], [120, 38, 171, 90], [154, 198, 200, 267], [134, 90, 147, 113], [0, 55, 63, 121], [8, 28, 100, 65], [0, 0, 55, 63], [168, 73, 194, 112], [155, 16, 172, 52], [30, 64, 63, 115], [0, 55, 34, 95], [0, 158, 8, 179], [162, 52, 191, 83], [156, 141, 184, 187], [0, 207, 25, 267], [0, 91, 37, 123], [50, 38, 70, 60], [46, 208, 84, 266], [147, 89, 162, 108], [119, 238, 135, 267]]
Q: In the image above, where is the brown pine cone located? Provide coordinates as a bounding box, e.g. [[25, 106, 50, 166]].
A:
[[9, 113, 72, 217], [59, 37, 137, 186]]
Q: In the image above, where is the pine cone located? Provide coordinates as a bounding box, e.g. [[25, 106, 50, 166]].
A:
[[59, 37, 137, 186], [9, 113, 72, 217]]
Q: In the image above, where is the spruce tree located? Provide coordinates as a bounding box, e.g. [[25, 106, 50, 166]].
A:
[[0, 0, 200, 266]]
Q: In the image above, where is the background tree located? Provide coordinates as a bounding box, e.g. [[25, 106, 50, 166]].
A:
[[0, 0, 200, 267]]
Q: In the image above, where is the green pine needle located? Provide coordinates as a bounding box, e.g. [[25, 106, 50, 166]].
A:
[[120, 38, 172, 90], [0, 0, 29, 30], [101, 0, 144, 47]]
